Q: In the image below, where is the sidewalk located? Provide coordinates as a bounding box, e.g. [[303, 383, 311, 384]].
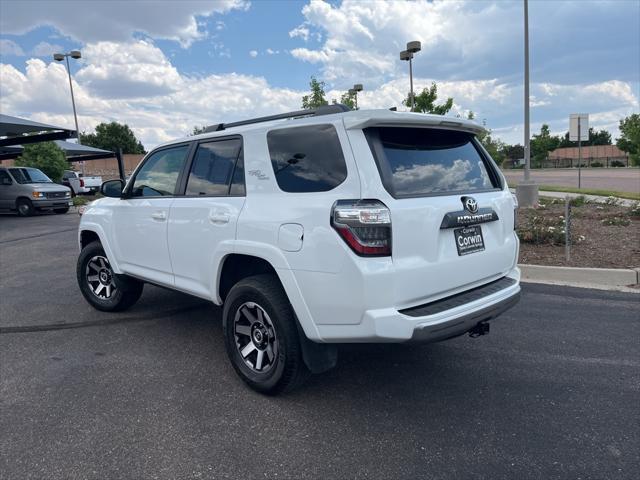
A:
[[519, 264, 640, 293]]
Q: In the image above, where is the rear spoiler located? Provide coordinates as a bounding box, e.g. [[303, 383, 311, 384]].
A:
[[342, 110, 485, 136]]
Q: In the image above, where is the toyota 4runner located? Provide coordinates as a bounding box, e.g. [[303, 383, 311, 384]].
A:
[[77, 105, 521, 394]]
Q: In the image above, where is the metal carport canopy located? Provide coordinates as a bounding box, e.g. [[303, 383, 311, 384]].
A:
[[53, 141, 115, 162], [0, 141, 114, 161], [0, 114, 77, 147]]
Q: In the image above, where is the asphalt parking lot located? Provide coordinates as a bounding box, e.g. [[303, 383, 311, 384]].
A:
[[1, 212, 639, 479], [503, 168, 640, 193]]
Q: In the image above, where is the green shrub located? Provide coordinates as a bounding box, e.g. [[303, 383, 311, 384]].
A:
[[627, 202, 640, 218], [569, 195, 587, 207], [611, 160, 625, 167], [590, 162, 603, 167]]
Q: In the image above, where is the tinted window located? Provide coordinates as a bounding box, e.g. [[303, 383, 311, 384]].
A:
[[0, 170, 11, 184], [267, 124, 347, 193], [8, 167, 52, 184], [186, 139, 242, 196], [366, 127, 497, 197], [130, 145, 189, 197], [229, 152, 245, 196]]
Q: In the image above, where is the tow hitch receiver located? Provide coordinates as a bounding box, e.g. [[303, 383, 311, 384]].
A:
[[468, 322, 490, 338]]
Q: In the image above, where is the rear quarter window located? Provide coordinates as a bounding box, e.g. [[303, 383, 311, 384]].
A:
[[365, 127, 500, 198], [267, 124, 347, 193]]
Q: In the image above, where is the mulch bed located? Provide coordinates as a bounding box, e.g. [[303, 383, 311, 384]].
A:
[[517, 200, 640, 269]]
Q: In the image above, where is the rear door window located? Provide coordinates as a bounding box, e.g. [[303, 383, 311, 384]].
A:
[[186, 138, 243, 196], [365, 127, 500, 197], [267, 124, 347, 193]]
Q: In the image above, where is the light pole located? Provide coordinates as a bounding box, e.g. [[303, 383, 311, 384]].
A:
[[352, 83, 363, 109], [400, 41, 421, 111], [515, 0, 538, 207], [53, 50, 81, 143]]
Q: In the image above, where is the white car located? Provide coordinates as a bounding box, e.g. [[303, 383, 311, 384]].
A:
[[77, 106, 521, 394]]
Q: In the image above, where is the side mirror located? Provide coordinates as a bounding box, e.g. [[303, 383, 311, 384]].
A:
[[101, 179, 124, 198]]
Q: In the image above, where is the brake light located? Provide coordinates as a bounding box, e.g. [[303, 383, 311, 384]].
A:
[[80, 179, 85, 187], [331, 200, 392, 256]]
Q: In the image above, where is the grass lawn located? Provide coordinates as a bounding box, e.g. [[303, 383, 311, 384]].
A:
[[538, 185, 640, 201]]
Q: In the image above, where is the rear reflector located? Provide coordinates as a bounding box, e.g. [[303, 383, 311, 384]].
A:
[[331, 200, 391, 256]]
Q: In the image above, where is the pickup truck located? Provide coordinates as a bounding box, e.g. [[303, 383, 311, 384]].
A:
[[61, 170, 102, 195], [79, 173, 102, 194]]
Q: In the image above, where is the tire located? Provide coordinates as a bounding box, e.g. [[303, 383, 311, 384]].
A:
[[16, 198, 34, 217], [54, 207, 70, 214], [77, 241, 143, 312], [223, 274, 309, 395]]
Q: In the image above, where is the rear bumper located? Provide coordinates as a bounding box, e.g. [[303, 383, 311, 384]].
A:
[[409, 286, 520, 342], [314, 267, 521, 343]]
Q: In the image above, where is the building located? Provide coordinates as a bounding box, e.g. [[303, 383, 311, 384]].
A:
[[0, 154, 144, 180], [546, 145, 630, 168]]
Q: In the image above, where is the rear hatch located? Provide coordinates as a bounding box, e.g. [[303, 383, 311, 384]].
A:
[[358, 125, 517, 308]]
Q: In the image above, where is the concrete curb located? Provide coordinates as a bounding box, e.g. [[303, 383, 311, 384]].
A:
[[519, 264, 640, 292], [508, 188, 637, 206]]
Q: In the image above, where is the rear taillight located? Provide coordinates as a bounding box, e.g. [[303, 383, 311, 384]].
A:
[[512, 193, 518, 230], [331, 200, 392, 256], [80, 179, 85, 187]]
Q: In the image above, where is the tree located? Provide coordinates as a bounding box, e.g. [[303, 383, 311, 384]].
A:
[[403, 82, 453, 115], [340, 90, 357, 110], [301, 77, 329, 109], [502, 144, 525, 161], [617, 114, 640, 166], [530, 124, 560, 166], [14, 142, 68, 182], [191, 125, 207, 136], [558, 127, 612, 148], [80, 122, 145, 154]]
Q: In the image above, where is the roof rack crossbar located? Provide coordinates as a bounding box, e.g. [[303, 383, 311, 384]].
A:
[[203, 104, 351, 133]]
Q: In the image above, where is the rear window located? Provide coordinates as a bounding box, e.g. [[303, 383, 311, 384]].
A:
[[365, 127, 499, 197], [267, 124, 347, 193]]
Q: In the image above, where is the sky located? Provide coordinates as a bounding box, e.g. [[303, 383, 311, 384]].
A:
[[0, 0, 638, 150]]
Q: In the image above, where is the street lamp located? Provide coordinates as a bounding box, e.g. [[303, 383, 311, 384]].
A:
[[352, 83, 363, 109], [53, 50, 82, 143], [400, 41, 421, 111], [515, 0, 538, 207]]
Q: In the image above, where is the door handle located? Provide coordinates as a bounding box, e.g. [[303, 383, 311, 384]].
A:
[[151, 211, 167, 221], [209, 213, 230, 224]]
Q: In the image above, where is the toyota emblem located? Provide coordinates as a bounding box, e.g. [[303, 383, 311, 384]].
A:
[[462, 196, 478, 214]]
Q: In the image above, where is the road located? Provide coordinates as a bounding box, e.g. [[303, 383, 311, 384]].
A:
[[503, 168, 640, 194], [1, 212, 639, 479]]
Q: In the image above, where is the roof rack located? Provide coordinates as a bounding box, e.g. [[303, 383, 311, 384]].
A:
[[203, 104, 352, 133]]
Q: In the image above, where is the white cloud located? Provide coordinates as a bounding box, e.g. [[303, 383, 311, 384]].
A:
[[76, 41, 183, 98], [289, 0, 639, 91], [289, 25, 310, 42], [249, 50, 258, 58], [31, 41, 64, 57], [1, 47, 302, 148], [0, 0, 249, 47], [0, 39, 25, 57], [1, 34, 636, 150], [266, 48, 279, 55]]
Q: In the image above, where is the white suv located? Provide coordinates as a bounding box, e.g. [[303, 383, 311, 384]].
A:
[[77, 105, 521, 394]]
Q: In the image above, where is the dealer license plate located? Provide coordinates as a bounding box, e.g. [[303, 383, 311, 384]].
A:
[[454, 225, 485, 256]]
